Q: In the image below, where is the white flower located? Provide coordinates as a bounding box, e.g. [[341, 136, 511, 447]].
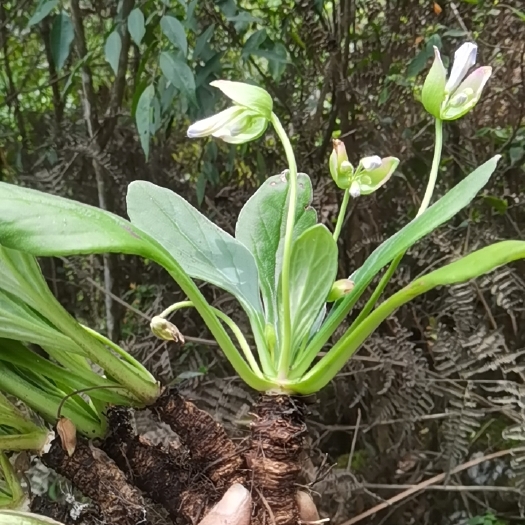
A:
[[187, 80, 272, 144], [359, 155, 382, 171], [187, 107, 267, 144], [329, 140, 399, 197], [421, 42, 492, 121], [445, 42, 478, 94]]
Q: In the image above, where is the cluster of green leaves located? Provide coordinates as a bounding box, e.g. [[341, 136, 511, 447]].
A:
[[1, 147, 525, 396], [0, 242, 159, 439], [2, 1, 303, 204]]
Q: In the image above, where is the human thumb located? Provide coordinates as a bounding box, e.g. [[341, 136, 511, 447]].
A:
[[297, 490, 320, 522], [197, 483, 252, 525]]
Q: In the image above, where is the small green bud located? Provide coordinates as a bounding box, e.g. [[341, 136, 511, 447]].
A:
[[329, 139, 354, 189], [327, 279, 355, 302], [150, 316, 185, 343]]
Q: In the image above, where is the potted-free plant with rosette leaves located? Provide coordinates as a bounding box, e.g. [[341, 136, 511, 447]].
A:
[[0, 42, 523, 525]]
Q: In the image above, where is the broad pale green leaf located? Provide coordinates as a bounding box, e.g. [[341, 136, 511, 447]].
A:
[[159, 52, 196, 103], [160, 15, 188, 56], [298, 240, 525, 394], [135, 84, 155, 159], [127, 181, 264, 317], [0, 510, 65, 524], [0, 183, 152, 258], [299, 155, 502, 373], [0, 183, 271, 392], [278, 224, 337, 351], [127, 8, 145, 45], [235, 172, 316, 323], [50, 11, 74, 70], [105, 31, 122, 75], [28, 0, 58, 26]]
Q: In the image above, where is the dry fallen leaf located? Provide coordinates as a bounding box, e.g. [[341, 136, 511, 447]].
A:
[[57, 417, 77, 457]]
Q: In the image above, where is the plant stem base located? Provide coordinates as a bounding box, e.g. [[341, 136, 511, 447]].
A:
[[101, 406, 192, 522], [248, 394, 307, 525], [42, 435, 147, 525], [38, 390, 310, 525]]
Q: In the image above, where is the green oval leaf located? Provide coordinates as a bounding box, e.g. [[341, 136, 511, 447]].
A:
[[105, 30, 122, 75], [126, 181, 264, 318], [50, 11, 74, 70], [160, 15, 187, 56], [278, 224, 338, 352], [28, 0, 58, 26], [159, 52, 196, 103], [127, 8, 145, 45], [236, 172, 317, 324], [136, 84, 154, 159]]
